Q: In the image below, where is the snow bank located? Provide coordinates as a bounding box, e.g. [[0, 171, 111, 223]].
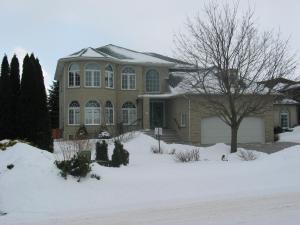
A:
[[1, 134, 300, 225], [279, 126, 300, 143]]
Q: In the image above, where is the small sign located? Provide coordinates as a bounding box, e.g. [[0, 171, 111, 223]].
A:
[[154, 127, 163, 136]]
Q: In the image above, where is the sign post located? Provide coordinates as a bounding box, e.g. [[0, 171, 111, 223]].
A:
[[154, 127, 163, 153]]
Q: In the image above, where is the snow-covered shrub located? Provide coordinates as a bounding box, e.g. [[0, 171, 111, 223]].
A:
[[0, 140, 17, 150], [90, 173, 101, 180], [7, 164, 14, 170], [55, 153, 91, 181], [151, 145, 164, 154], [96, 140, 109, 161], [112, 131, 137, 143], [174, 149, 200, 162], [55, 139, 92, 161], [237, 149, 257, 161]]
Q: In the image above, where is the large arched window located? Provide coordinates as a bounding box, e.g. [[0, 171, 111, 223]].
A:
[[105, 101, 114, 125], [85, 63, 100, 87], [68, 64, 80, 87], [69, 101, 80, 125], [146, 69, 159, 93], [122, 67, 136, 90], [85, 100, 101, 125], [105, 65, 114, 88], [122, 101, 137, 125]]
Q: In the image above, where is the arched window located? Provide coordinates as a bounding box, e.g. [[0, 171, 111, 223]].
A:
[[85, 100, 101, 125], [105, 101, 114, 125], [146, 69, 159, 93], [122, 101, 137, 125], [122, 67, 136, 90], [85, 63, 100, 87], [69, 101, 80, 125], [68, 64, 80, 87], [105, 65, 114, 88]]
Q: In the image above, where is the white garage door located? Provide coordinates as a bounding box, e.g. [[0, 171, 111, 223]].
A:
[[201, 117, 265, 144]]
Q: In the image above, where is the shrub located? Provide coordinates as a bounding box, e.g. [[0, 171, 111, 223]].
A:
[[151, 145, 163, 154], [237, 149, 257, 161], [55, 153, 91, 181], [111, 141, 129, 167], [274, 126, 283, 134], [274, 133, 279, 142], [96, 140, 109, 161], [174, 149, 200, 162]]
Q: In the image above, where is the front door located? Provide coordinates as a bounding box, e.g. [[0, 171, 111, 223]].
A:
[[150, 101, 165, 129]]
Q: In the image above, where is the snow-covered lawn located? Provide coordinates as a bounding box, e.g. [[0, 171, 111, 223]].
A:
[[1, 133, 300, 225], [279, 126, 300, 143]]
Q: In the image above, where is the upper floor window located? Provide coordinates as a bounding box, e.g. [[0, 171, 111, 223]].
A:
[[69, 101, 80, 125], [105, 101, 114, 125], [68, 64, 80, 87], [85, 63, 100, 87], [85, 100, 100, 125], [122, 67, 136, 90], [146, 69, 159, 93], [105, 65, 114, 88], [122, 101, 137, 125]]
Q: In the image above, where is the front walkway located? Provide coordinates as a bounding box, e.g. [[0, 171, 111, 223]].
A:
[[238, 142, 299, 154]]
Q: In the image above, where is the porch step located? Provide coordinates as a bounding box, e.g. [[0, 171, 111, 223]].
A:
[[142, 129, 187, 144]]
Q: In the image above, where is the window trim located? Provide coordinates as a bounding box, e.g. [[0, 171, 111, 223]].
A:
[[84, 63, 101, 88], [68, 101, 80, 126], [145, 69, 160, 93], [105, 101, 114, 125], [84, 100, 101, 125], [68, 64, 80, 88], [122, 102, 137, 125], [180, 112, 187, 127], [280, 112, 289, 129], [105, 64, 114, 89], [121, 67, 136, 90]]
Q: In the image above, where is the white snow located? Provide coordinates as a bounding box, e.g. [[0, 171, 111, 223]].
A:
[[1, 133, 300, 225], [279, 126, 300, 143], [274, 97, 299, 105]]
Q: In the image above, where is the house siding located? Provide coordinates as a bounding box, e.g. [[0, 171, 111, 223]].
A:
[[273, 104, 298, 128]]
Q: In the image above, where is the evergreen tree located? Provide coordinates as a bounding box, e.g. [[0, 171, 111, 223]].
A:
[[18, 54, 36, 142], [96, 140, 109, 161], [111, 141, 122, 167], [10, 55, 20, 139], [33, 56, 53, 151], [0, 55, 13, 139], [47, 80, 59, 129]]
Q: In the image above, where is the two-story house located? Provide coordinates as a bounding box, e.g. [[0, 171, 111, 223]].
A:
[[54, 44, 274, 144]]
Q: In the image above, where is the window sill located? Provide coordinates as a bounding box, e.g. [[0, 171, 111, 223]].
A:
[[68, 86, 80, 89]]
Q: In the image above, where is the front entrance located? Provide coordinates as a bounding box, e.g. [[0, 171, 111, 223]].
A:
[[150, 101, 165, 129]]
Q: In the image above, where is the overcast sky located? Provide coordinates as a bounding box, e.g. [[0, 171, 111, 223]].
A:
[[0, 0, 299, 88]]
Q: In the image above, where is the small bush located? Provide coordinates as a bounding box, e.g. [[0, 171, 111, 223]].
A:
[[7, 164, 14, 170], [96, 141, 109, 161], [151, 145, 163, 154], [55, 153, 91, 181], [274, 126, 283, 134], [174, 149, 200, 162], [237, 149, 257, 161], [111, 141, 129, 167], [274, 133, 279, 142]]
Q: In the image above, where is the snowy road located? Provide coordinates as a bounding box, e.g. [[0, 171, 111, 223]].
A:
[[6, 192, 300, 225]]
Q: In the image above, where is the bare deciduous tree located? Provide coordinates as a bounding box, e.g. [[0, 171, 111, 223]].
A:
[[174, 1, 297, 153]]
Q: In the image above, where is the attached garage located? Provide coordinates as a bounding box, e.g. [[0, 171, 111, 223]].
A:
[[201, 117, 265, 144]]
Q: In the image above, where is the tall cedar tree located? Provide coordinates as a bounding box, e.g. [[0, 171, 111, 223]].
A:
[[0, 55, 13, 139], [33, 56, 52, 151], [18, 54, 52, 151], [47, 80, 59, 129], [10, 55, 20, 139]]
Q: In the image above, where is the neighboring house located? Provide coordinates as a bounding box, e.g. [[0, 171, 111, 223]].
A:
[[54, 44, 274, 144], [262, 78, 300, 129]]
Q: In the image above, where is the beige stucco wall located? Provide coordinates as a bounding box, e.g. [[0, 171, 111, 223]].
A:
[[168, 95, 274, 144], [58, 59, 169, 139], [273, 104, 298, 128]]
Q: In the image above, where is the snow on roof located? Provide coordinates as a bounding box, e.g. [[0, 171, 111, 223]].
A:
[[284, 83, 300, 91], [274, 98, 299, 105], [62, 44, 178, 65]]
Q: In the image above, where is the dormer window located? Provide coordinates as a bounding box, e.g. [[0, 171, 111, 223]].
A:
[[68, 64, 80, 87]]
